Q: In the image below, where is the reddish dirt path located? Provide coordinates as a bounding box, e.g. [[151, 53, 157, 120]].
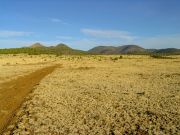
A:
[[0, 64, 61, 134]]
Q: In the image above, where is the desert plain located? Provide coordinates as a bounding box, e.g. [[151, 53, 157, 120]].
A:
[[0, 54, 180, 135]]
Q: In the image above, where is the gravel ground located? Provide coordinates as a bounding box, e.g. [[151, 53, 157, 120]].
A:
[[3, 56, 180, 135]]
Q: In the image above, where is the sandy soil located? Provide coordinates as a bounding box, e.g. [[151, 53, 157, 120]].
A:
[[0, 64, 60, 134], [1, 55, 180, 135]]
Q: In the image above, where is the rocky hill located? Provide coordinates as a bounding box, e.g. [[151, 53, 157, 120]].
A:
[[88, 45, 147, 54]]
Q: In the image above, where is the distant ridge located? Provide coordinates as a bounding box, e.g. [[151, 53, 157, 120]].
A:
[[0, 43, 179, 55], [88, 45, 180, 54], [88, 45, 147, 54], [155, 48, 180, 54]]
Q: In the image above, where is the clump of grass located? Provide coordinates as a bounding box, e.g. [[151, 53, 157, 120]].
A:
[[6, 62, 10, 65], [136, 91, 145, 96], [77, 67, 95, 70], [110, 56, 123, 62], [119, 55, 123, 59]]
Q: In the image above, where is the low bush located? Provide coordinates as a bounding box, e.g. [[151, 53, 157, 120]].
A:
[[150, 54, 174, 59]]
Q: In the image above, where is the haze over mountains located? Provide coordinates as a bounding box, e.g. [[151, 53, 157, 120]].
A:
[[0, 43, 180, 55]]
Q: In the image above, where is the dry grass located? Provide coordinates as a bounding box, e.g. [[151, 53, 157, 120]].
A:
[[0, 54, 56, 84], [1, 54, 180, 135]]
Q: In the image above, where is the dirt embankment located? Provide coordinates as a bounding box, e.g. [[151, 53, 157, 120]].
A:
[[0, 64, 61, 134]]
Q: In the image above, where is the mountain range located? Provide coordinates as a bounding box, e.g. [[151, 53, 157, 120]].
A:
[[88, 45, 146, 54], [88, 45, 180, 55], [0, 43, 179, 55]]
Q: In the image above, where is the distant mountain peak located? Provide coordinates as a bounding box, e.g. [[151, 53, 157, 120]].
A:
[[29, 43, 45, 48], [55, 43, 72, 49]]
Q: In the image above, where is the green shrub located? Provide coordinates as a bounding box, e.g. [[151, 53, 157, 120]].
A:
[[119, 56, 123, 59]]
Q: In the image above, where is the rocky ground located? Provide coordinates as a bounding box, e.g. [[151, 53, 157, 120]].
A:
[[1, 55, 180, 135]]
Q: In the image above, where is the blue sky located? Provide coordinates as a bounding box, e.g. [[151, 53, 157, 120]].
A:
[[0, 0, 180, 50]]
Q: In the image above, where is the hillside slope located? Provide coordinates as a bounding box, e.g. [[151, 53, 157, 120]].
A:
[[88, 45, 147, 54]]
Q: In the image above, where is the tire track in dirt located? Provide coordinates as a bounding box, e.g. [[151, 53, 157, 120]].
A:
[[0, 64, 61, 134]]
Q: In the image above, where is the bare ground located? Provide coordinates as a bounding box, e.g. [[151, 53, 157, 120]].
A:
[[0, 64, 61, 134], [0, 55, 180, 135]]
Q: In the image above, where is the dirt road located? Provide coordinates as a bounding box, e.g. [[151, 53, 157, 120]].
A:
[[0, 64, 60, 134]]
